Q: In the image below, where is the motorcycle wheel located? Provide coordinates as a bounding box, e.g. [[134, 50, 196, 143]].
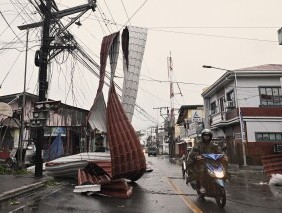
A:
[[215, 185, 226, 208]]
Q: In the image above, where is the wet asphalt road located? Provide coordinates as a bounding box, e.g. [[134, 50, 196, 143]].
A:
[[1, 155, 282, 213]]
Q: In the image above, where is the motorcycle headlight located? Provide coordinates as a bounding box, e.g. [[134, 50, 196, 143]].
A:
[[214, 171, 224, 178]]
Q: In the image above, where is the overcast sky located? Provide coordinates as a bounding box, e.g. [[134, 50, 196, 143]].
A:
[[1, 0, 282, 132]]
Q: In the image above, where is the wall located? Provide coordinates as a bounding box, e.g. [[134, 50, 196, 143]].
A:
[[246, 120, 282, 141], [237, 77, 281, 107]]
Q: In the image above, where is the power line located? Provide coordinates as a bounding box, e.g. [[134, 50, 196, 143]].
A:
[[119, 0, 148, 31], [120, 0, 131, 26], [149, 28, 276, 43]]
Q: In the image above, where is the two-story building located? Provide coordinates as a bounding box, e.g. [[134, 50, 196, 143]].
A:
[[202, 64, 282, 165]]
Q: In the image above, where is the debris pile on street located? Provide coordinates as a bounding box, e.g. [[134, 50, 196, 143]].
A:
[[269, 173, 282, 186], [74, 162, 133, 199], [261, 154, 282, 177]]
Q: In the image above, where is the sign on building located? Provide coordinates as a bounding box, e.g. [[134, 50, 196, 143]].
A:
[[192, 110, 202, 122]]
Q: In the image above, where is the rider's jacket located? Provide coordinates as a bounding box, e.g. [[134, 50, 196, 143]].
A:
[[187, 140, 219, 165]]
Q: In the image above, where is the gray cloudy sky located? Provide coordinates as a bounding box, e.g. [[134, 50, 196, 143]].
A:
[[1, 0, 282, 131]]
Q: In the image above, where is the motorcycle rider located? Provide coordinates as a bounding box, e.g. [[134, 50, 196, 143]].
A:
[[186, 129, 219, 194]]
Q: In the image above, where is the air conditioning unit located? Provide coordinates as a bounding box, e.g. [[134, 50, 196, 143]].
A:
[[226, 101, 235, 108]]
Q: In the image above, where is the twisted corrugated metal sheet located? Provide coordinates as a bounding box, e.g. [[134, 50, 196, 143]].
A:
[[121, 26, 148, 122], [107, 85, 146, 181], [87, 32, 120, 132]]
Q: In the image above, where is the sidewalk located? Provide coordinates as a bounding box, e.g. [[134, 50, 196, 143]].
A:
[[0, 173, 52, 203]]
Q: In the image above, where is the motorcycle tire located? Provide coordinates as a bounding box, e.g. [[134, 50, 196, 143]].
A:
[[215, 185, 226, 208]]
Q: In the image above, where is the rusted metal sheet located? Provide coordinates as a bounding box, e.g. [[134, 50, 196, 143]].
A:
[[77, 169, 111, 185], [77, 164, 133, 199], [107, 85, 146, 181], [100, 181, 133, 199], [88, 32, 120, 132], [261, 154, 282, 177]]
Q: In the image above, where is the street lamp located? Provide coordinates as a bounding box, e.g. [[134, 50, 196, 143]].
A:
[[202, 65, 247, 166]]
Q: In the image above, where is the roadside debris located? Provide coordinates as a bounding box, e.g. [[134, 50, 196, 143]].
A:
[[74, 162, 133, 199], [269, 173, 282, 186]]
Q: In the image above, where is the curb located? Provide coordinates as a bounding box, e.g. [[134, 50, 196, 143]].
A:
[[0, 180, 49, 203]]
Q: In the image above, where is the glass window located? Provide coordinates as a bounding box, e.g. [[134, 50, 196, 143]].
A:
[[256, 132, 282, 142], [226, 90, 234, 101], [210, 102, 217, 114], [269, 134, 276, 141], [259, 87, 282, 106], [263, 133, 269, 141], [256, 133, 263, 141]]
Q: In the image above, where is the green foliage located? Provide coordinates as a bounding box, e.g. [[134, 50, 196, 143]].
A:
[[0, 165, 31, 175], [0, 166, 13, 175], [45, 179, 60, 187]]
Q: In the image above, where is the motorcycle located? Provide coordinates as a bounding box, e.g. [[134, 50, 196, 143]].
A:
[[187, 153, 228, 208]]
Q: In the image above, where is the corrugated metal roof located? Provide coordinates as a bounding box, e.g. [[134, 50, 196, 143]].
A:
[[88, 32, 120, 132], [235, 64, 282, 71], [77, 164, 133, 199], [121, 26, 148, 122], [107, 85, 146, 181]]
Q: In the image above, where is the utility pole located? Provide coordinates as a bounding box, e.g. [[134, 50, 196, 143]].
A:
[[167, 52, 175, 159], [18, 29, 29, 168], [19, 0, 97, 177], [33, 0, 51, 178]]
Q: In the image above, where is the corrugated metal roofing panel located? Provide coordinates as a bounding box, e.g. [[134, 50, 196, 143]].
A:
[[88, 32, 120, 132], [121, 26, 148, 122], [107, 85, 146, 181]]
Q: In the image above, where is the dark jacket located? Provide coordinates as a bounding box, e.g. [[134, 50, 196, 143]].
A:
[[187, 140, 218, 165]]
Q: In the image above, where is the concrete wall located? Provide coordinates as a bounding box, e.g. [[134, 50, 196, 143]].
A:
[[246, 120, 282, 142]]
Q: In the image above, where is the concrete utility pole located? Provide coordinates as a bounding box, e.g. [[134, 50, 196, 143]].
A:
[[33, 0, 52, 178], [167, 52, 175, 158], [20, 0, 97, 177]]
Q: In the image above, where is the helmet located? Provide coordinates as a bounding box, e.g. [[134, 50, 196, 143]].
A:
[[201, 129, 213, 144]]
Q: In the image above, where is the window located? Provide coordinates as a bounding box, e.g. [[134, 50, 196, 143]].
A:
[[210, 101, 217, 115], [226, 90, 235, 102], [219, 97, 225, 112], [259, 87, 282, 106], [256, 132, 282, 142]]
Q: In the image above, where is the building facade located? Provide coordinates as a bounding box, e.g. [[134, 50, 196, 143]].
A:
[[201, 64, 282, 165], [176, 105, 204, 157], [0, 92, 89, 161]]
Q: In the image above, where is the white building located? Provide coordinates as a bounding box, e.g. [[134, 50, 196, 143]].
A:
[[202, 64, 282, 165]]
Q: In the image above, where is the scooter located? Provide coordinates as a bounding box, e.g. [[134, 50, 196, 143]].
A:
[[188, 153, 228, 208]]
